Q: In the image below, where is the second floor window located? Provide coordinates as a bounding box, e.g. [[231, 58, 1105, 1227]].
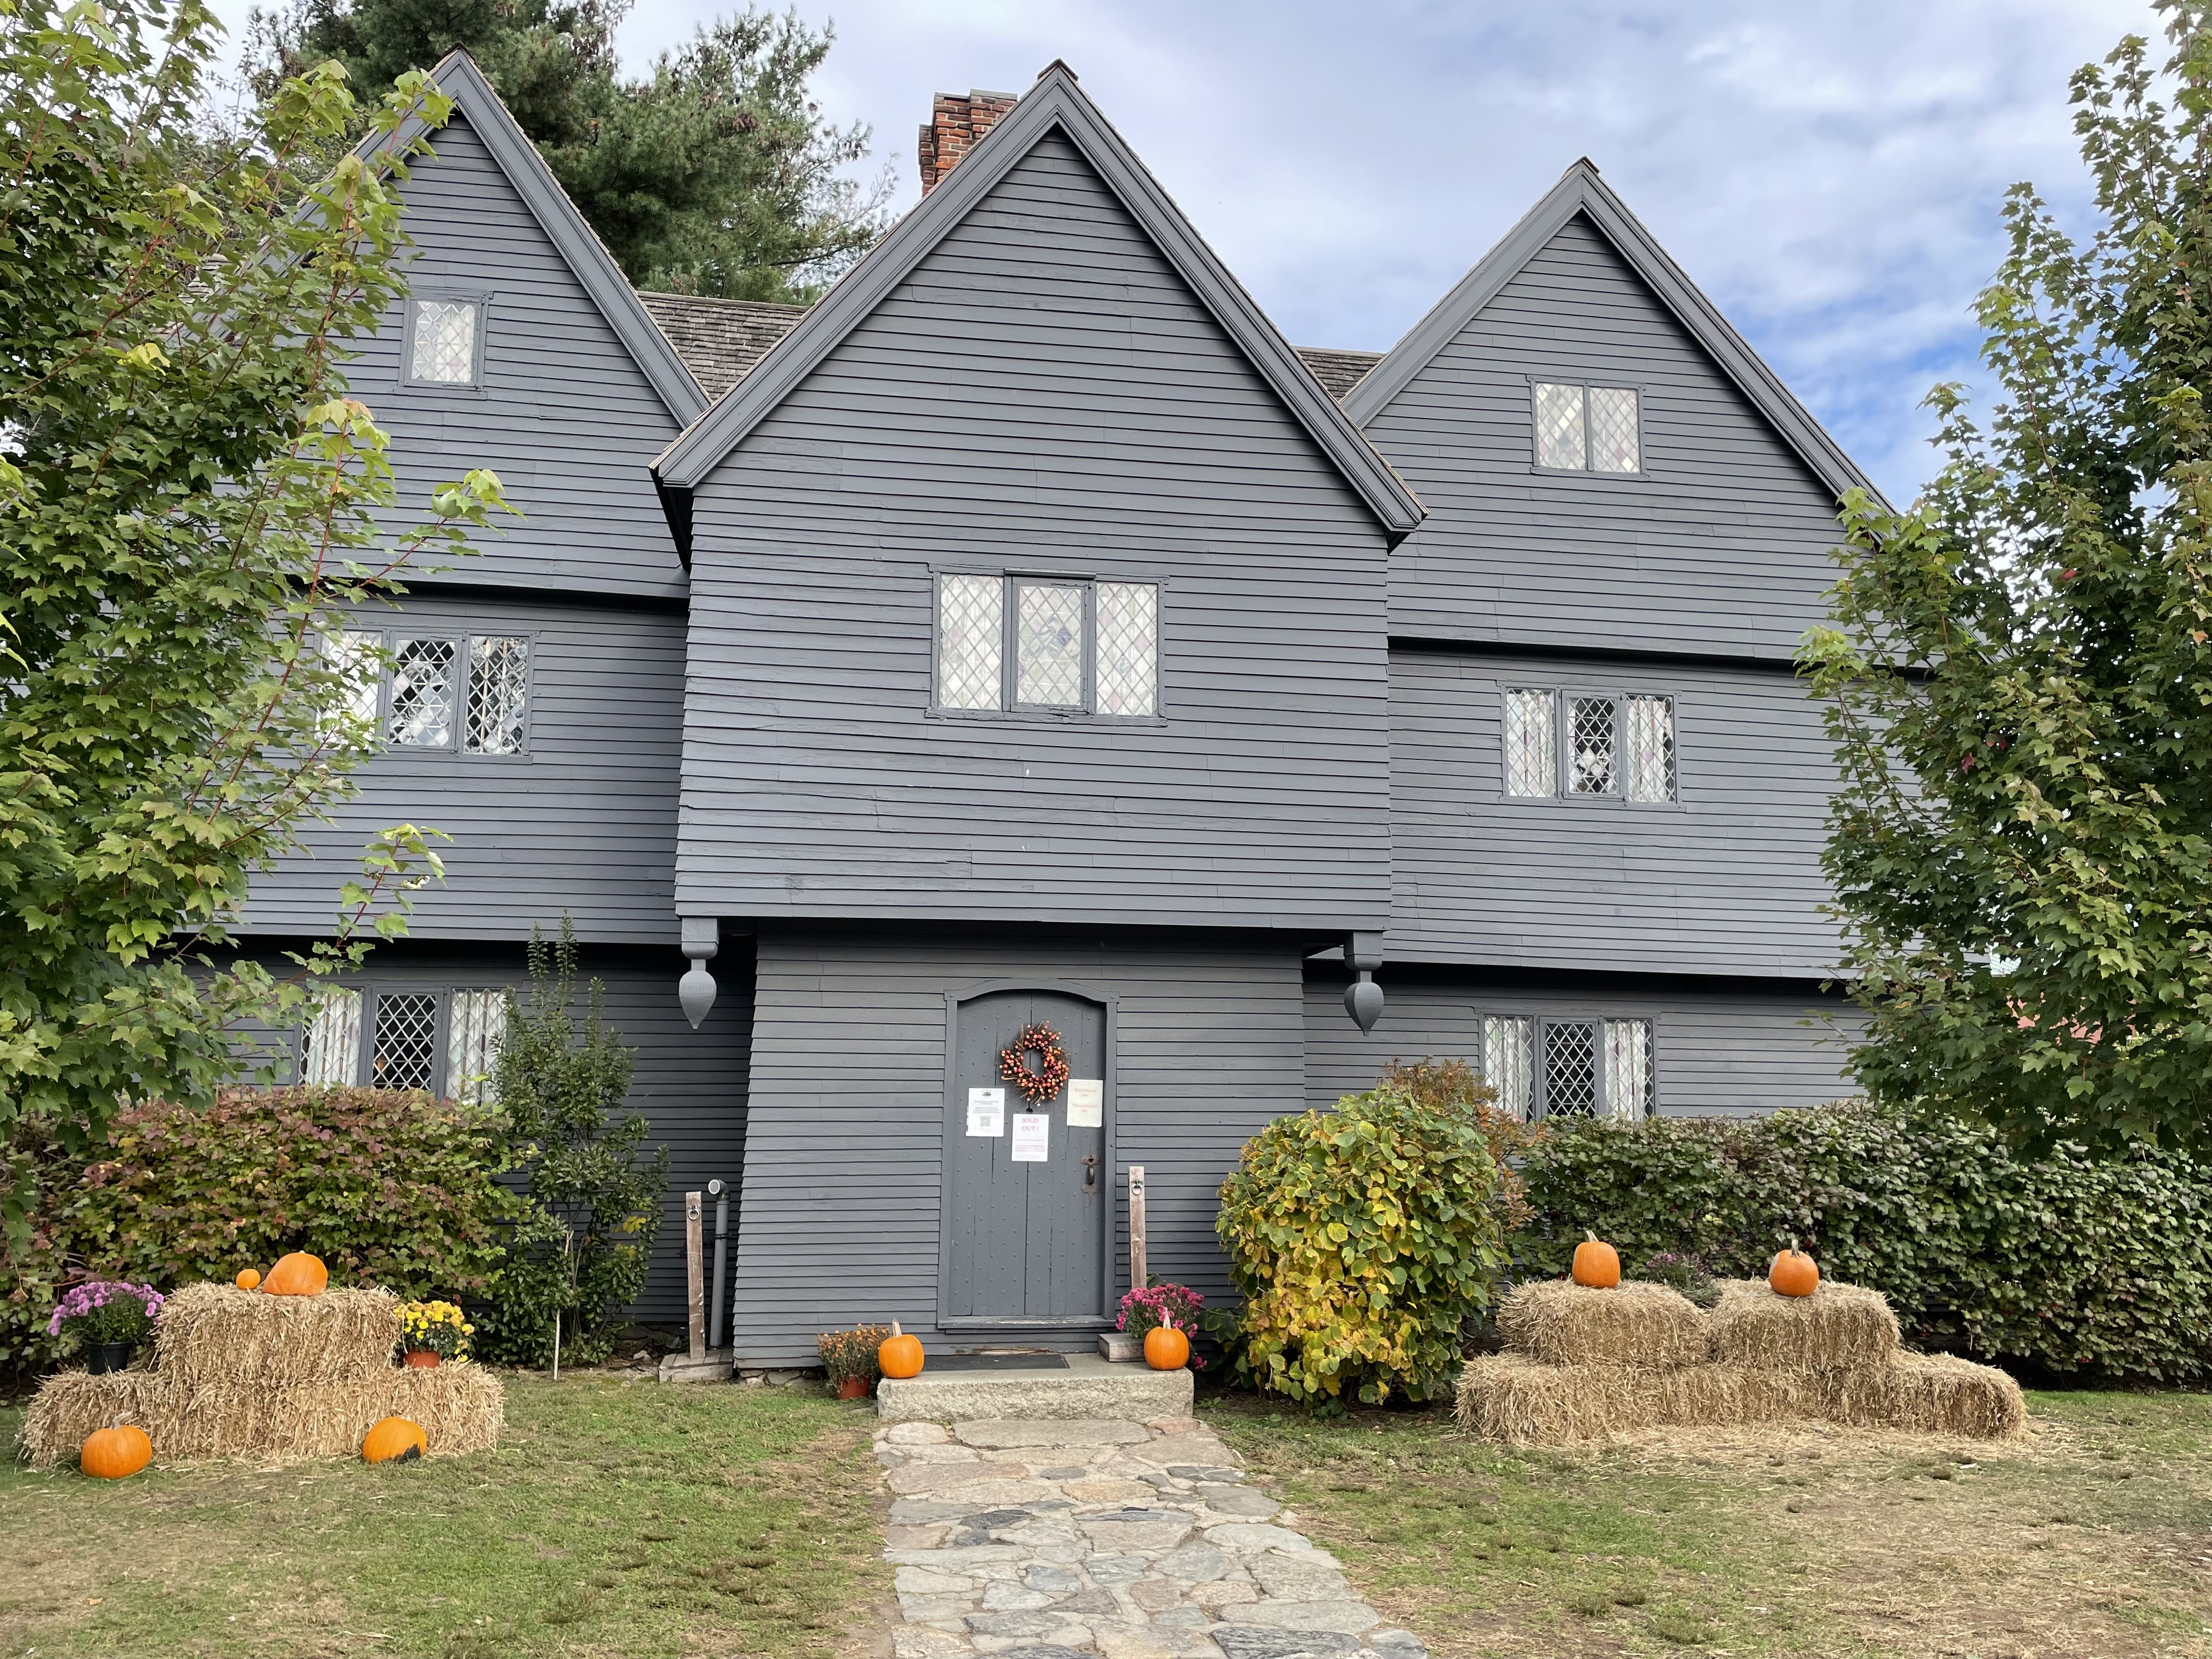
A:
[[936, 573, 1159, 718], [1534, 381, 1640, 473], [343, 630, 531, 754], [1505, 689, 1674, 802]]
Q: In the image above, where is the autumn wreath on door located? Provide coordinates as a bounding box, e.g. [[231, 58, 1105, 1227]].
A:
[[1000, 1022, 1071, 1104]]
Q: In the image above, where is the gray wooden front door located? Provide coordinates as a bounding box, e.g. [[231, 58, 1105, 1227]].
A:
[[943, 989, 1109, 1323]]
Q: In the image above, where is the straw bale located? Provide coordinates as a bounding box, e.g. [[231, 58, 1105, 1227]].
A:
[[1820, 1352, 2028, 1441], [1497, 1278, 1708, 1368], [1455, 1353, 1791, 1445], [18, 1364, 502, 1468], [1706, 1277, 1899, 1369], [154, 1283, 400, 1386]]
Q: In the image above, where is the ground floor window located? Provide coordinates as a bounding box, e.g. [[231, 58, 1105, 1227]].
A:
[[298, 985, 506, 1102], [1481, 1014, 1653, 1120]]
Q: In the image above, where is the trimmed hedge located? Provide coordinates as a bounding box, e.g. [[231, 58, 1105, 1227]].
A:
[[1516, 1101, 2212, 1383], [4, 1087, 522, 1371]]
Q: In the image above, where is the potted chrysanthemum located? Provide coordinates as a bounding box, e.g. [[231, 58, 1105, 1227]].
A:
[[48, 1281, 165, 1374], [395, 1300, 473, 1368]]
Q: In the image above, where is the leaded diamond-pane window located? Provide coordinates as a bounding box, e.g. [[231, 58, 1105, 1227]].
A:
[[1570, 696, 1616, 794], [411, 300, 478, 385], [371, 992, 439, 1091], [936, 574, 1003, 710], [447, 989, 505, 1105], [301, 988, 362, 1085], [465, 636, 529, 755], [1483, 1016, 1535, 1120], [1015, 583, 1086, 708], [1534, 382, 1585, 470], [334, 631, 383, 726], [1588, 387, 1641, 472], [1543, 1020, 1600, 1118], [1094, 583, 1157, 716], [1504, 690, 1557, 797], [1603, 1019, 1654, 1120], [389, 638, 455, 747], [1624, 695, 1675, 802]]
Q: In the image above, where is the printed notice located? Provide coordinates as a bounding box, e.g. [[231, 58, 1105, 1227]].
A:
[[1066, 1077, 1103, 1128], [1011, 1113, 1050, 1162], [966, 1087, 1005, 1137]]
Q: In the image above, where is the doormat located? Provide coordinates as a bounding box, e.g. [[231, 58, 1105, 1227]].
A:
[[927, 1353, 1073, 1373]]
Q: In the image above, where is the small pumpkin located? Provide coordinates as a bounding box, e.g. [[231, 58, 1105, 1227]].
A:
[[235, 1268, 262, 1291], [878, 1320, 924, 1380], [81, 1425, 153, 1480], [1769, 1239, 1820, 1299], [1143, 1322, 1191, 1372], [1571, 1231, 1622, 1289], [362, 1416, 427, 1464], [263, 1251, 328, 1297]]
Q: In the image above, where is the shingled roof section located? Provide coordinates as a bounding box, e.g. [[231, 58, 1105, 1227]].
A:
[[635, 292, 810, 403], [637, 287, 1380, 407]]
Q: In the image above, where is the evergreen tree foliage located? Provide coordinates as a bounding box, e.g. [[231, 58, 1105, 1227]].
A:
[[1802, 1, 2212, 1155], [482, 917, 669, 1365], [249, 0, 887, 299], [0, 0, 502, 1238]]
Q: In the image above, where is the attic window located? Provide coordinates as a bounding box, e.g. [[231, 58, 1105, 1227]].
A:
[[409, 299, 481, 385], [1533, 382, 1640, 473], [935, 573, 1159, 719]]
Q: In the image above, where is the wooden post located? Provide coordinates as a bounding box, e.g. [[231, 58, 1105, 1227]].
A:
[[685, 1190, 706, 1362], [1128, 1165, 1147, 1295]]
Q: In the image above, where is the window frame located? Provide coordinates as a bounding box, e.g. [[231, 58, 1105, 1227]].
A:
[[929, 567, 1168, 725], [397, 292, 493, 394], [1526, 375, 1650, 480], [1479, 1011, 1658, 1121], [1498, 684, 1681, 809], [375, 629, 538, 759], [295, 984, 507, 1099]]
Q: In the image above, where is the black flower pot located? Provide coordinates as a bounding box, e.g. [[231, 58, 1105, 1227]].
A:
[[86, 1341, 133, 1375]]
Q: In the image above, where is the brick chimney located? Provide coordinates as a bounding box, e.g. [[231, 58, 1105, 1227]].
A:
[[918, 89, 1019, 196]]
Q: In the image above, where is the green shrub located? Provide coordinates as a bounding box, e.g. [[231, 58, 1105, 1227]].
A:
[[2, 1086, 522, 1370], [1516, 1101, 2212, 1382], [1215, 1084, 1510, 1407]]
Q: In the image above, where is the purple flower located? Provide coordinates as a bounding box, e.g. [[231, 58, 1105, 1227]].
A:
[[47, 1280, 165, 1341]]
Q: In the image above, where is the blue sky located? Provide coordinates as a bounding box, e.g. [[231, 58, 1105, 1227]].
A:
[[214, 0, 2155, 504]]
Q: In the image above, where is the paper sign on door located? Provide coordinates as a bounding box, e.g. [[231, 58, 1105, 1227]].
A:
[[1011, 1113, 1050, 1162], [1066, 1078, 1103, 1128], [967, 1087, 1005, 1137]]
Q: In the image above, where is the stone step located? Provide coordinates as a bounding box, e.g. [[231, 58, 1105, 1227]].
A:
[[878, 1353, 1195, 1423]]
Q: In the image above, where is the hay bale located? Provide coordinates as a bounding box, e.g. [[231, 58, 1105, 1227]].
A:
[[1497, 1279, 1708, 1369], [1706, 1277, 1899, 1369], [154, 1283, 400, 1386], [1821, 1352, 2028, 1441], [1454, 1353, 1796, 1445], [17, 1365, 502, 1468]]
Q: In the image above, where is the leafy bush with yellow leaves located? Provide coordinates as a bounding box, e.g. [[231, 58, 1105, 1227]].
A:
[[1215, 1082, 1509, 1407]]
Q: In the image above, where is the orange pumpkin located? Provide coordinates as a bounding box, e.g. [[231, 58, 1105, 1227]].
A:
[[362, 1417, 427, 1464], [234, 1268, 262, 1291], [1143, 1324, 1191, 1371], [1571, 1231, 1622, 1289], [1769, 1240, 1820, 1299], [81, 1425, 152, 1480], [263, 1251, 327, 1297], [878, 1322, 924, 1380]]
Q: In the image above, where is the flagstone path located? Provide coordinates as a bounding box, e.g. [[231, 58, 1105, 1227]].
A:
[[872, 1413, 1428, 1659]]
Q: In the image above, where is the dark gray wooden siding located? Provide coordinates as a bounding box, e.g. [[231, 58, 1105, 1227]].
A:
[[1365, 213, 1844, 660], [677, 132, 1392, 933], [356, 112, 687, 599], [727, 925, 1306, 1367], [227, 940, 751, 1322], [1302, 969, 1859, 1118], [239, 592, 683, 946], [1389, 645, 1838, 977]]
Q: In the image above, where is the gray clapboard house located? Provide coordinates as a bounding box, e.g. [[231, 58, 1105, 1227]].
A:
[[238, 53, 1868, 1362]]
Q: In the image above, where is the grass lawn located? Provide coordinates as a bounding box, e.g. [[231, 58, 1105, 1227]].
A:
[[1206, 1386, 2212, 1659], [0, 1372, 889, 1658]]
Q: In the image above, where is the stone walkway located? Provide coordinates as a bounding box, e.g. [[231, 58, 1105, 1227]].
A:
[[873, 1414, 1429, 1659]]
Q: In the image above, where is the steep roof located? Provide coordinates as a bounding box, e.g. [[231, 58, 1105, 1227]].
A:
[[652, 62, 1424, 537], [380, 52, 708, 426], [1341, 159, 1882, 508]]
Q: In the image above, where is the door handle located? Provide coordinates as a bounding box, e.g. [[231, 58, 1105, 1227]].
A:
[[1082, 1154, 1099, 1193]]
